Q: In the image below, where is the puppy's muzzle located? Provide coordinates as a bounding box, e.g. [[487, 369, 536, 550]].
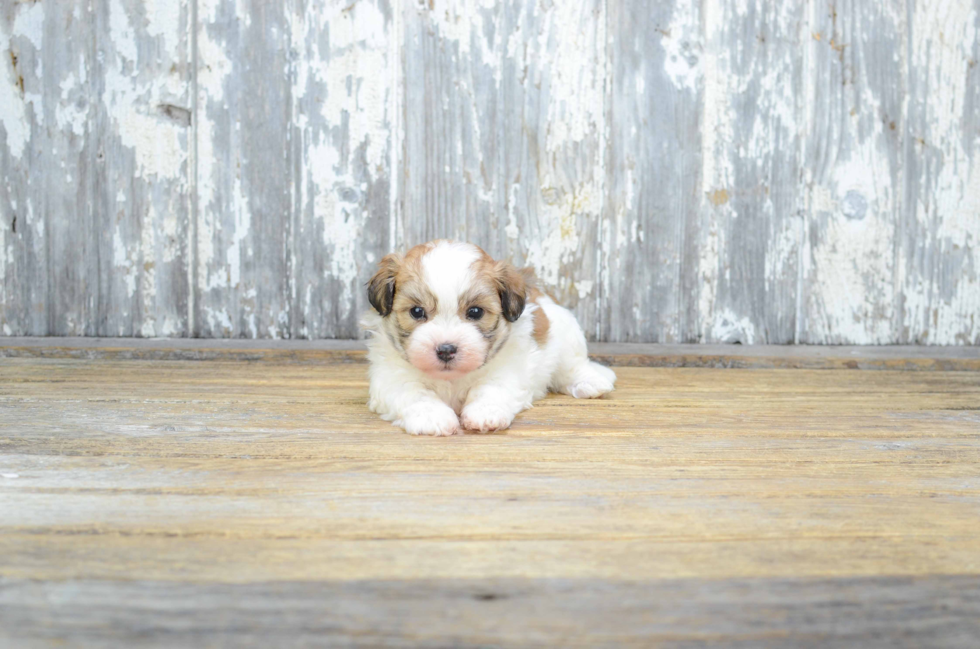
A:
[[436, 344, 457, 363]]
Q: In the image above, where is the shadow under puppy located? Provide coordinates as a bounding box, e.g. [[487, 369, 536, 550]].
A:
[[361, 240, 616, 435]]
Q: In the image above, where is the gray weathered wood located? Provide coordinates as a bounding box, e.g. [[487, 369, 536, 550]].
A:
[[289, 0, 393, 339], [97, 0, 193, 336], [797, 0, 906, 344], [195, 0, 292, 337], [900, 0, 980, 345], [0, 2, 192, 337], [1, 0, 978, 343], [2, 576, 978, 648], [603, 0, 702, 342], [1, 1, 52, 336], [2, 2, 102, 336], [400, 0, 607, 335], [697, 0, 805, 344]]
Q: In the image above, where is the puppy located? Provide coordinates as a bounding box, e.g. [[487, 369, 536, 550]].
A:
[[361, 240, 616, 435]]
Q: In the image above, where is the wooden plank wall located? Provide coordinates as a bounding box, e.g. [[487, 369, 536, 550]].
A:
[[1, 0, 978, 343]]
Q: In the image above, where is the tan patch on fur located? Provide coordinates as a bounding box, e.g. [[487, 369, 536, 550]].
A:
[[366, 242, 447, 344], [469, 247, 526, 323], [519, 268, 553, 347], [372, 241, 533, 349], [528, 287, 551, 346], [389, 244, 439, 337], [462, 248, 506, 340]]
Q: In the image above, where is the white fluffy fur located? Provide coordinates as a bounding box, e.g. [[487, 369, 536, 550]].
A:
[[362, 242, 616, 435]]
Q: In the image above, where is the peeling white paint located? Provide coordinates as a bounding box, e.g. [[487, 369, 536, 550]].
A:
[[225, 177, 250, 291], [0, 4, 44, 160], [902, 0, 980, 344], [575, 280, 594, 300], [113, 228, 138, 300], [290, 0, 392, 331], [662, 4, 702, 91], [137, 202, 159, 336], [204, 307, 233, 336], [539, 2, 603, 152], [698, 1, 732, 340], [299, 1, 389, 171], [143, 0, 182, 54], [12, 1, 43, 50], [195, 0, 232, 305], [3, 0, 979, 343], [805, 136, 898, 344], [711, 308, 757, 344], [55, 72, 87, 137], [105, 0, 186, 179], [525, 184, 599, 288]]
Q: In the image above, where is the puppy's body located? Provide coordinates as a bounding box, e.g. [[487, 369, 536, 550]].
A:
[[362, 241, 615, 435]]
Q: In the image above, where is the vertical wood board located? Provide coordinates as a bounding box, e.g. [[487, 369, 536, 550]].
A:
[[0, 0, 977, 344]]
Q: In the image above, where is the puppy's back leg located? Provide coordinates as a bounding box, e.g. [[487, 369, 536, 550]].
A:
[[543, 303, 616, 399], [554, 359, 617, 399]]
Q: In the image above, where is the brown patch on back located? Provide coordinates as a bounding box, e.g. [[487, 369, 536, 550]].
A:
[[519, 268, 553, 347], [528, 287, 551, 346]]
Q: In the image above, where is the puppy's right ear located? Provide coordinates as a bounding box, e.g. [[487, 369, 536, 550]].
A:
[[367, 254, 400, 317]]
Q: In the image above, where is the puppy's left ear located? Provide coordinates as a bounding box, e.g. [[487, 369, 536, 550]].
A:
[[494, 262, 526, 322]]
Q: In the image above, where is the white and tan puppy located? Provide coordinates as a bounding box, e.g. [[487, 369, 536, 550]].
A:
[[361, 240, 616, 435]]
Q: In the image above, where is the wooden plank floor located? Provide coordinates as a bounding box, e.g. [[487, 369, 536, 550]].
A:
[[1, 350, 979, 646]]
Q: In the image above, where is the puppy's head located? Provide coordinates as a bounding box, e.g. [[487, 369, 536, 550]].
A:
[[367, 241, 526, 380]]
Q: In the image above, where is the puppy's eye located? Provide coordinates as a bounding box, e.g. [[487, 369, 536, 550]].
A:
[[466, 306, 484, 320], [409, 306, 426, 320]]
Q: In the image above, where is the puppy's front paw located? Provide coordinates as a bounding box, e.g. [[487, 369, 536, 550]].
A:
[[397, 403, 460, 436], [460, 401, 515, 433]]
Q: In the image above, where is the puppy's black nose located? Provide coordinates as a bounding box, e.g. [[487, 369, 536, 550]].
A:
[[436, 344, 457, 362]]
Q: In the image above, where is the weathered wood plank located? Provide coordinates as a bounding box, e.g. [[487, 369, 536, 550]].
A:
[[96, 0, 192, 336], [0, 2, 191, 338], [798, 0, 906, 344], [0, 358, 979, 643], [400, 0, 607, 335], [2, 0, 979, 344], [289, 0, 393, 339], [602, 0, 702, 343], [0, 2, 49, 336], [697, 0, 806, 344], [195, 0, 292, 337], [900, 0, 980, 345], [0, 2, 100, 336], [2, 576, 979, 648]]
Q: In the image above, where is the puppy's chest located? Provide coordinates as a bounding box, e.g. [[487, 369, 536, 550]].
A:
[[428, 379, 474, 413]]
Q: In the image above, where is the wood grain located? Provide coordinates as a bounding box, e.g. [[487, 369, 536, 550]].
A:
[[195, 0, 293, 337], [2, 576, 978, 648], [2, 1, 979, 343], [289, 0, 393, 339], [400, 0, 607, 335], [0, 2, 192, 337], [603, 0, 702, 343], [1, 356, 979, 644], [698, 0, 805, 344], [901, 0, 980, 344]]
